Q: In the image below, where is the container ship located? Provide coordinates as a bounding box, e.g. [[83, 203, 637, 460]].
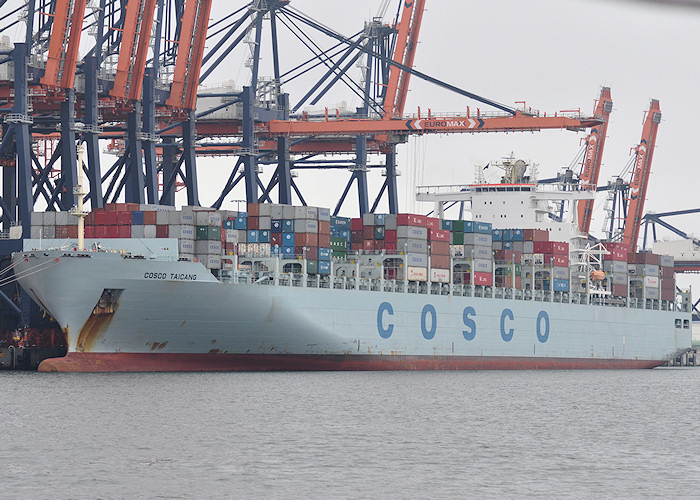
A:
[[11, 160, 693, 372]]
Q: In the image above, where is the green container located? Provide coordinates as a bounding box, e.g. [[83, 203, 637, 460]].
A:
[[452, 220, 465, 232], [451, 232, 464, 245], [330, 237, 347, 250], [196, 226, 222, 240], [332, 251, 347, 259], [306, 260, 318, 274]]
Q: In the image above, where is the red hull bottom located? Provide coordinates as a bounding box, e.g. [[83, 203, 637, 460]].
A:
[[38, 352, 666, 372]]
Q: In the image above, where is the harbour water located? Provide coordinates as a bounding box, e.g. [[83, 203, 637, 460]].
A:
[[2, 368, 699, 499]]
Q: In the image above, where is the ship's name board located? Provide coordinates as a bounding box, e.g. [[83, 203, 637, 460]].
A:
[[377, 302, 550, 343], [144, 272, 198, 281]]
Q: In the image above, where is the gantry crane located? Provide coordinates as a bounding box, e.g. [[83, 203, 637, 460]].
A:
[[576, 87, 612, 235], [622, 99, 661, 248], [600, 99, 661, 248]]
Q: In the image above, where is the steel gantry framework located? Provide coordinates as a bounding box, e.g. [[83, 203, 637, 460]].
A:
[[0, 0, 608, 237]]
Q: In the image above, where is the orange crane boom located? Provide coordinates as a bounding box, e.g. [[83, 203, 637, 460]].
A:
[[39, 0, 87, 89], [383, 0, 426, 118], [110, 0, 158, 100], [622, 99, 661, 249], [577, 87, 613, 235], [265, 109, 603, 137]]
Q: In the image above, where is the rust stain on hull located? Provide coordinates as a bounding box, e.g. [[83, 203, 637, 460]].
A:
[[76, 312, 116, 352]]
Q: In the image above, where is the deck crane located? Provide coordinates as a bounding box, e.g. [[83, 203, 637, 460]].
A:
[[577, 87, 613, 235], [622, 99, 661, 249]]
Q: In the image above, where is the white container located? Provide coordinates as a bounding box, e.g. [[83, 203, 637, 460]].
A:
[[473, 258, 492, 273], [430, 268, 450, 283], [645, 276, 659, 288], [42, 225, 55, 239], [131, 225, 145, 238], [317, 207, 331, 222], [156, 211, 170, 225], [204, 254, 221, 270], [225, 229, 239, 244], [397, 238, 428, 254], [143, 225, 157, 238], [30, 212, 43, 226], [43, 212, 56, 226], [396, 226, 428, 240], [450, 245, 465, 258], [406, 266, 427, 281], [405, 253, 428, 267], [258, 216, 272, 230], [179, 239, 194, 254], [195, 240, 222, 254], [282, 205, 295, 219], [55, 211, 69, 225], [270, 204, 284, 219], [169, 224, 195, 240], [30, 226, 42, 238]]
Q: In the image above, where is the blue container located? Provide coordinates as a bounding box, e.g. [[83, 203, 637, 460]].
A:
[[510, 228, 524, 241], [492, 229, 502, 241], [131, 211, 144, 225], [463, 221, 475, 233], [283, 219, 294, 232], [441, 220, 453, 231], [271, 219, 283, 233], [503, 229, 513, 241], [282, 233, 295, 247], [475, 222, 493, 234], [223, 219, 234, 230], [374, 226, 385, 240], [503, 241, 513, 250], [318, 261, 331, 275], [553, 278, 570, 292], [235, 216, 247, 230], [374, 214, 386, 225], [282, 246, 295, 259], [259, 230, 270, 243], [318, 247, 331, 261], [247, 230, 259, 243], [330, 216, 351, 228]]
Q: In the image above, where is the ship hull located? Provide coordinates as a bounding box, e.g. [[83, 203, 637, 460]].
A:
[[13, 251, 692, 372], [38, 352, 666, 372]]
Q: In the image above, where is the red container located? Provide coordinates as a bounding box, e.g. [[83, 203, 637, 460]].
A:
[[116, 211, 132, 225], [94, 212, 107, 225], [296, 233, 318, 247], [611, 284, 628, 297], [105, 212, 118, 225], [397, 213, 426, 227], [318, 221, 330, 234], [385, 230, 397, 242], [94, 226, 108, 238], [143, 211, 157, 225], [156, 225, 169, 238], [351, 218, 363, 231], [544, 254, 569, 267], [495, 276, 522, 288], [429, 229, 450, 241], [494, 250, 521, 263], [351, 230, 362, 243], [523, 229, 549, 242], [350, 242, 362, 253], [425, 217, 440, 230], [271, 233, 283, 246], [661, 266, 674, 279], [606, 242, 632, 253], [363, 239, 377, 251], [84, 226, 94, 238], [430, 241, 450, 256], [85, 212, 96, 225], [118, 225, 132, 238], [125, 203, 139, 212], [608, 249, 627, 261], [297, 246, 318, 260], [385, 241, 397, 252], [362, 226, 375, 240], [431, 254, 450, 269], [248, 216, 259, 230], [318, 234, 330, 247], [55, 226, 68, 238], [473, 271, 493, 286], [106, 225, 119, 238], [66, 225, 78, 238], [661, 288, 675, 301], [533, 241, 569, 255], [247, 203, 260, 217], [631, 252, 660, 265]]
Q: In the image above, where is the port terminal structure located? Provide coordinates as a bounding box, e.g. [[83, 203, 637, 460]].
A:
[[0, 0, 609, 239]]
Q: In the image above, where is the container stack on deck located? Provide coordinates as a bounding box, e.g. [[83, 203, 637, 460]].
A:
[[26, 203, 680, 300]]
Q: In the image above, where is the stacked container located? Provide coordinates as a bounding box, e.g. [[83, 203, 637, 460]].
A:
[[330, 216, 351, 258], [494, 249, 522, 288], [602, 242, 631, 297], [532, 240, 570, 291], [629, 252, 661, 300]]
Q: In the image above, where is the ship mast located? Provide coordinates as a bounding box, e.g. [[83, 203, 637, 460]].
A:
[[70, 144, 88, 250]]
